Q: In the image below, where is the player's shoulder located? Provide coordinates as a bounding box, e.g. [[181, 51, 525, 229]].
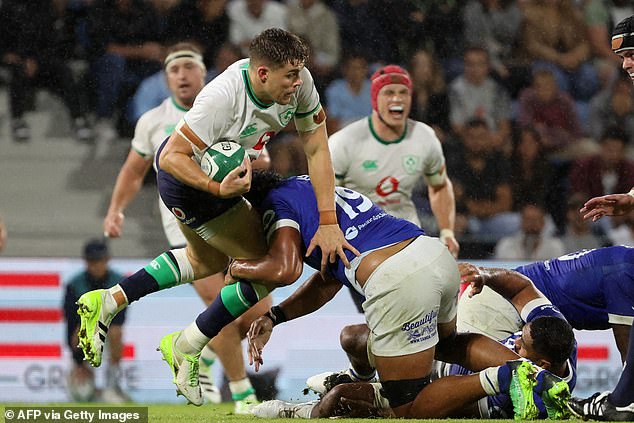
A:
[[408, 119, 440, 141], [139, 98, 172, 121], [330, 117, 369, 143], [196, 59, 246, 106]]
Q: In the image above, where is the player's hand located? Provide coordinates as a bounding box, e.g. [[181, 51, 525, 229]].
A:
[[246, 315, 273, 372], [103, 211, 125, 238], [580, 193, 634, 221], [458, 262, 486, 297], [306, 224, 360, 273], [218, 156, 252, 198]]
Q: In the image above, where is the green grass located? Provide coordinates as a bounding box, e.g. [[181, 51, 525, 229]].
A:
[[3, 402, 587, 422]]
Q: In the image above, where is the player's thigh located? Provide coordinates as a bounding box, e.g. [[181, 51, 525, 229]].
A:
[[195, 198, 267, 260], [456, 284, 521, 340], [180, 223, 229, 276]]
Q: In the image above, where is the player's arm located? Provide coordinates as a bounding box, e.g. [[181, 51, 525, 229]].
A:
[[298, 121, 360, 270], [459, 263, 546, 313], [104, 149, 152, 238], [246, 270, 342, 371], [425, 167, 459, 257], [159, 123, 250, 198], [229, 226, 304, 288]]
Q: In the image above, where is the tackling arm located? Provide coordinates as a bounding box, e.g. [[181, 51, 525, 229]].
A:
[[459, 263, 546, 313]]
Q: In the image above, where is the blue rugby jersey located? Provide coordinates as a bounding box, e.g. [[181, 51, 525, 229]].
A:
[[259, 175, 424, 293], [515, 246, 634, 330]]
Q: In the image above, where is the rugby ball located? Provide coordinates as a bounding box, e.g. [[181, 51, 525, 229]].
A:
[[200, 141, 246, 182]]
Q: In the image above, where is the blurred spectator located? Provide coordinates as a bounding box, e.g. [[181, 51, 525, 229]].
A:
[[227, 0, 287, 56], [63, 239, 129, 403], [569, 127, 634, 200], [0, 0, 93, 142], [286, 0, 340, 92], [324, 54, 372, 133], [388, 1, 465, 81], [610, 0, 634, 28], [561, 193, 604, 253], [517, 68, 583, 156], [87, 0, 164, 142], [163, 0, 230, 67], [582, 0, 622, 86], [0, 215, 6, 253], [147, 0, 182, 36], [129, 42, 240, 124], [462, 0, 523, 85], [588, 72, 634, 145], [519, 0, 599, 102], [494, 204, 565, 260], [330, 0, 392, 64], [448, 46, 512, 151], [510, 126, 551, 211], [607, 214, 634, 246], [448, 118, 517, 242], [408, 49, 451, 142]]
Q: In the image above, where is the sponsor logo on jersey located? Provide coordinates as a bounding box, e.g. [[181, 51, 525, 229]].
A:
[[402, 155, 421, 175], [345, 226, 359, 240], [376, 176, 398, 197], [279, 108, 296, 126], [402, 309, 438, 344], [362, 160, 378, 171], [240, 123, 257, 138]]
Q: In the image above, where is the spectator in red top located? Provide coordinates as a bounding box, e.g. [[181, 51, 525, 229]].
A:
[[517, 68, 582, 156], [569, 127, 634, 200]]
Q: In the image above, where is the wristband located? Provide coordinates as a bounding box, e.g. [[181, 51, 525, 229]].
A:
[[264, 305, 287, 327], [439, 229, 455, 242], [319, 210, 337, 225], [207, 179, 220, 197], [628, 189, 634, 199]]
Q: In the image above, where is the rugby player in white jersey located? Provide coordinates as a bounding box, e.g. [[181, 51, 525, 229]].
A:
[[329, 65, 459, 258], [102, 42, 269, 412], [77, 28, 358, 406]]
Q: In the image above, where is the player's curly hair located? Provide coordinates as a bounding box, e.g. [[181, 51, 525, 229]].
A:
[[530, 316, 575, 369], [244, 169, 284, 210], [249, 28, 309, 69]]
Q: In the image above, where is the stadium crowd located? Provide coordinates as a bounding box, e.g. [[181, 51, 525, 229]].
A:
[[2, 0, 634, 259]]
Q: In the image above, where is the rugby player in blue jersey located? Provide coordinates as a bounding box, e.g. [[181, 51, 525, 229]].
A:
[[249, 260, 576, 419], [181, 169, 569, 419]]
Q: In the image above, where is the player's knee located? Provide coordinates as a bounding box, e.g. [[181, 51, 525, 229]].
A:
[[380, 376, 431, 409], [340, 324, 369, 357]]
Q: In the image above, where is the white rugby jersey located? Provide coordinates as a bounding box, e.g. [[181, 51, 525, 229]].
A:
[[184, 58, 321, 161], [329, 117, 446, 227], [131, 96, 189, 247]]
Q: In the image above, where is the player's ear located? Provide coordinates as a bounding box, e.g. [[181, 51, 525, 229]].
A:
[[257, 66, 269, 83]]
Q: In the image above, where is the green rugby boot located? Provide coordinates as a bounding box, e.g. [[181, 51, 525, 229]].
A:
[[76, 289, 122, 367], [158, 331, 203, 406]]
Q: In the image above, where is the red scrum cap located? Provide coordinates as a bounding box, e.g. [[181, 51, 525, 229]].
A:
[[370, 65, 413, 111]]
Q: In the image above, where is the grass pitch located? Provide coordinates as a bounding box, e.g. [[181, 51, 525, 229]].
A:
[[3, 402, 586, 423]]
